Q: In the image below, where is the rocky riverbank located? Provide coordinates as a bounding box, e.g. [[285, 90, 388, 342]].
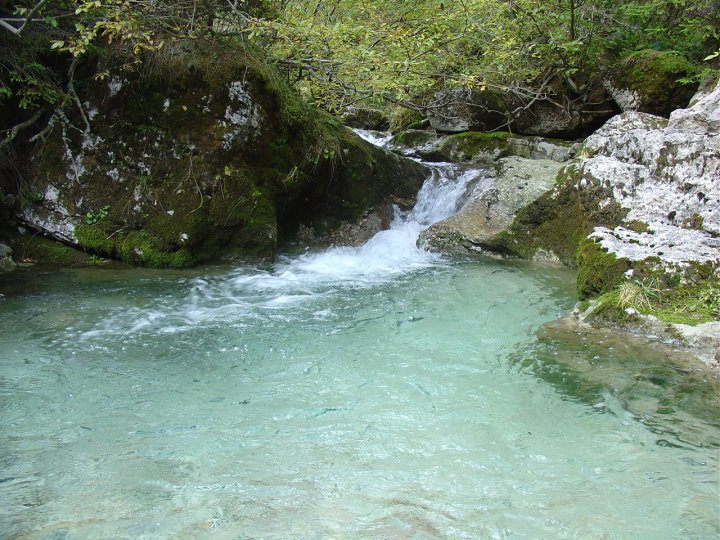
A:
[[0, 39, 427, 268], [378, 79, 720, 369]]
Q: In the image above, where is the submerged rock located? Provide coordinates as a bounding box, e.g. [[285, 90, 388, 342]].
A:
[[530, 310, 720, 446], [11, 40, 427, 267]]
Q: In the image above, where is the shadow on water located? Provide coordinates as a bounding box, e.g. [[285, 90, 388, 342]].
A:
[[509, 319, 720, 449]]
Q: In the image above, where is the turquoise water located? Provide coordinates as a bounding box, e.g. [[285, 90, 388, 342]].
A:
[[1, 147, 718, 538], [0, 259, 718, 539]]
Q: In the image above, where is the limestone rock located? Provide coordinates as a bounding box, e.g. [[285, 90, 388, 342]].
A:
[[492, 78, 720, 296], [419, 157, 563, 254], [668, 78, 720, 133]]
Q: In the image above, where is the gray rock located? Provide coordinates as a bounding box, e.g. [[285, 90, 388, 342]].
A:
[[343, 107, 390, 130], [390, 131, 577, 164], [0, 242, 15, 271], [688, 73, 719, 108], [668, 78, 720, 133], [578, 94, 720, 272], [511, 99, 582, 139], [426, 88, 509, 133], [419, 157, 562, 254]]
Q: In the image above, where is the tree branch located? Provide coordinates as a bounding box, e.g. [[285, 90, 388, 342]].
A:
[[0, 0, 50, 37], [0, 108, 45, 150]]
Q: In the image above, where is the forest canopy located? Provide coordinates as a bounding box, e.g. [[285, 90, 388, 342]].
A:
[[1, 0, 718, 147]]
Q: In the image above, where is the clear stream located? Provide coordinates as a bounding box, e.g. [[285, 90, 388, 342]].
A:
[[1, 135, 718, 539]]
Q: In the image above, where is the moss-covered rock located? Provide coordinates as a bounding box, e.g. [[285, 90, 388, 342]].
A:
[[576, 238, 632, 298], [13, 39, 427, 267], [484, 81, 720, 315], [389, 130, 577, 164], [342, 107, 390, 130], [605, 49, 698, 117]]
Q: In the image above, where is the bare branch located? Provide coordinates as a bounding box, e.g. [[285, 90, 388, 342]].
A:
[[0, 108, 45, 149], [0, 0, 50, 37]]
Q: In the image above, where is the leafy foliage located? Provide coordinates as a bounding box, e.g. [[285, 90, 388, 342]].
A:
[[245, 0, 719, 111], [1, 0, 718, 150]]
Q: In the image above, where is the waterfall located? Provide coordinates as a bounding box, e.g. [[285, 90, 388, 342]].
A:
[[78, 131, 484, 338], [244, 130, 481, 287]]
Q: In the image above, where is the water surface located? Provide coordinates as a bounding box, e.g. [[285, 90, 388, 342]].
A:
[[1, 145, 718, 538]]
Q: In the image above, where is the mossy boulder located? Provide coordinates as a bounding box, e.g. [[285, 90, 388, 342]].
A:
[[389, 130, 577, 164], [342, 107, 390, 130], [14, 39, 427, 267], [486, 82, 720, 308], [605, 49, 698, 117]]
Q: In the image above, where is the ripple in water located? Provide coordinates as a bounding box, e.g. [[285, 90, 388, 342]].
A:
[[0, 138, 718, 538]]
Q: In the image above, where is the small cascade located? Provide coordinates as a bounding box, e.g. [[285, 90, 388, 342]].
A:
[[77, 131, 484, 338]]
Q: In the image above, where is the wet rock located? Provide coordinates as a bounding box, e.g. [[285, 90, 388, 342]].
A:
[[419, 157, 562, 255], [532, 310, 720, 444]]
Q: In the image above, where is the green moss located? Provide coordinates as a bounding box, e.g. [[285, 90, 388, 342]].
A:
[[681, 213, 704, 230], [12, 235, 95, 266], [119, 231, 195, 268], [589, 275, 720, 326], [615, 49, 698, 115], [438, 131, 518, 162], [576, 239, 632, 299], [624, 220, 650, 233], [389, 108, 424, 132], [75, 225, 115, 256], [390, 130, 437, 148]]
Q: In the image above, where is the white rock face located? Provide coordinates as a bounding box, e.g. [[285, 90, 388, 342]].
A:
[[222, 80, 262, 149], [579, 80, 720, 272]]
